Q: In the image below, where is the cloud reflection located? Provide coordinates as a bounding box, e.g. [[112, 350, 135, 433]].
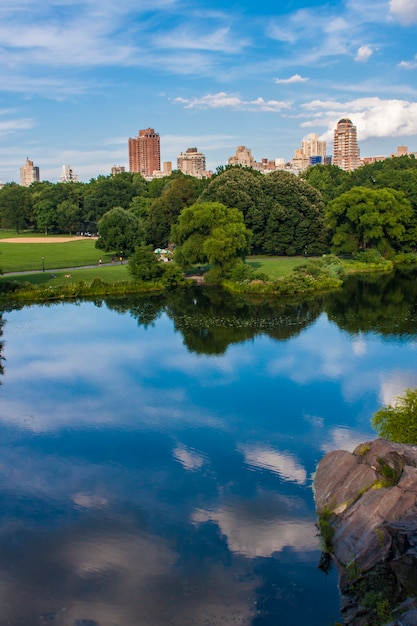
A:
[[173, 444, 206, 470], [0, 512, 258, 626], [193, 505, 317, 558], [239, 444, 307, 484]]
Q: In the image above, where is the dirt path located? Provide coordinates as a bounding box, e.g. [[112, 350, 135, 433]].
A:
[[1, 236, 90, 243]]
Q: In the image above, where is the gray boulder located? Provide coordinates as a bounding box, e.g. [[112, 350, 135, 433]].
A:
[[314, 439, 417, 625]]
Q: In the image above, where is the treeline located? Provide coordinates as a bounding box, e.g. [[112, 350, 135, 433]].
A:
[[1, 154, 417, 257], [0, 171, 209, 243]]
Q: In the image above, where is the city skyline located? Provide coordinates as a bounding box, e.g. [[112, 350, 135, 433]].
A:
[[0, 0, 417, 183]]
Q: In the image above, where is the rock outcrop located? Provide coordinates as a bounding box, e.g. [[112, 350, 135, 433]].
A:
[[314, 439, 417, 626]]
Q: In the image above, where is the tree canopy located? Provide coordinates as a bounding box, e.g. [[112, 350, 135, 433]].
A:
[[199, 168, 328, 255], [148, 176, 208, 247], [326, 186, 413, 254], [171, 201, 252, 275], [96, 206, 144, 255]]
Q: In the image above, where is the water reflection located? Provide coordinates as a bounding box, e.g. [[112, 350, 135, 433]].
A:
[[238, 445, 307, 484], [325, 268, 417, 336], [0, 270, 416, 625], [192, 498, 317, 558]]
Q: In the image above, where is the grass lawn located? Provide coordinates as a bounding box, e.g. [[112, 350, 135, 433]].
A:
[[0, 229, 45, 240], [0, 245, 311, 287], [0, 238, 114, 272], [246, 255, 308, 278], [0, 264, 132, 287]]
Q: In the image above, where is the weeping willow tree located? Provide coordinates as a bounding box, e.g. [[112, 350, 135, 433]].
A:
[[372, 388, 417, 444]]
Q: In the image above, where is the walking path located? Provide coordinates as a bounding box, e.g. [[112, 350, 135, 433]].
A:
[[2, 262, 118, 277]]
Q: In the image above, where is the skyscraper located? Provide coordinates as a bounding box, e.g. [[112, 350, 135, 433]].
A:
[[59, 165, 79, 182], [333, 119, 361, 171], [20, 157, 40, 186], [292, 133, 326, 170], [177, 147, 206, 177], [128, 128, 161, 177]]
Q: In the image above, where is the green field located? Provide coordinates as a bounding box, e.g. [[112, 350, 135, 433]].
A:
[[0, 237, 114, 273], [246, 255, 308, 278], [0, 265, 132, 287]]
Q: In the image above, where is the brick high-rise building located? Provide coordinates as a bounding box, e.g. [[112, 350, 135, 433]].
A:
[[20, 157, 40, 186], [333, 119, 361, 171], [128, 128, 161, 177]]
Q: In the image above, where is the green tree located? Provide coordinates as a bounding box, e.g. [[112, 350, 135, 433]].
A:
[[128, 243, 164, 281], [301, 164, 350, 204], [171, 202, 252, 277], [0, 183, 32, 232], [199, 168, 265, 251], [56, 200, 84, 234], [129, 196, 152, 241], [148, 176, 203, 247], [326, 186, 413, 254], [83, 174, 137, 221], [262, 171, 328, 255], [34, 199, 57, 234], [96, 207, 144, 254], [200, 168, 327, 255], [372, 388, 417, 443]]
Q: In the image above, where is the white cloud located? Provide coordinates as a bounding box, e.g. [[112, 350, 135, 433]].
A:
[[153, 26, 248, 53], [0, 118, 33, 136], [173, 92, 291, 111], [355, 45, 373, 62], [390, 0, 417, 24], [301, 97, 417, 142], [399, 55, 417, 69], [274, 74, 308, 84]]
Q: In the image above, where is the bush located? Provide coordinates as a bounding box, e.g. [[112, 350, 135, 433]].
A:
[[160, 263, 186, 289], [128, 244, 164, 282], [229, 261, 269, 283], [353, 249, 383, 264], [394, 252, 417, 266]]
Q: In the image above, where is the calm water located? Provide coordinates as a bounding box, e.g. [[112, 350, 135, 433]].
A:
[[0, 271, 416, 626]]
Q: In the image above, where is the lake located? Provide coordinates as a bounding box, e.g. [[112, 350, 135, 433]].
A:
[[0, 269, 416, 626]]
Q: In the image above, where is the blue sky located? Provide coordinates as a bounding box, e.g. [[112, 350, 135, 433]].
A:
[[1, 0, 417, 183]]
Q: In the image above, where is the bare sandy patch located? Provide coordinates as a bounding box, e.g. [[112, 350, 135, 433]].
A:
[[1, 236, 89, 244]]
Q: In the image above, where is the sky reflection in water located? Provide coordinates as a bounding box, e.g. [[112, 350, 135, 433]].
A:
[[0, 290, 416, 626]]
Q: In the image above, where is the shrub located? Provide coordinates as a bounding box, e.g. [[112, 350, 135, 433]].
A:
[[353, 249, 383, 264]]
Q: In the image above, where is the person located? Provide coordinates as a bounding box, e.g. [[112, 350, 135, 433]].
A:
[[98, 259, 102, 266], [120, 256, 123, 264]]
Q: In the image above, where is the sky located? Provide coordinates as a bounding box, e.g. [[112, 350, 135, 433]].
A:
[[1, 0, 417, 183]]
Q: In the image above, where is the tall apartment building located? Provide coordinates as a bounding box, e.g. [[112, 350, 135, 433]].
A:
[[390, 145, 417, 158], [128, 128, 161, 177], [111, 165, 126, 176], [333, 119, 361, 171], [59, 165, 79, 182], [292, 133, 327, 170], [228, 146, 255, 168], [177, 147, 206, 177], [20, 157, 40, 186]]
